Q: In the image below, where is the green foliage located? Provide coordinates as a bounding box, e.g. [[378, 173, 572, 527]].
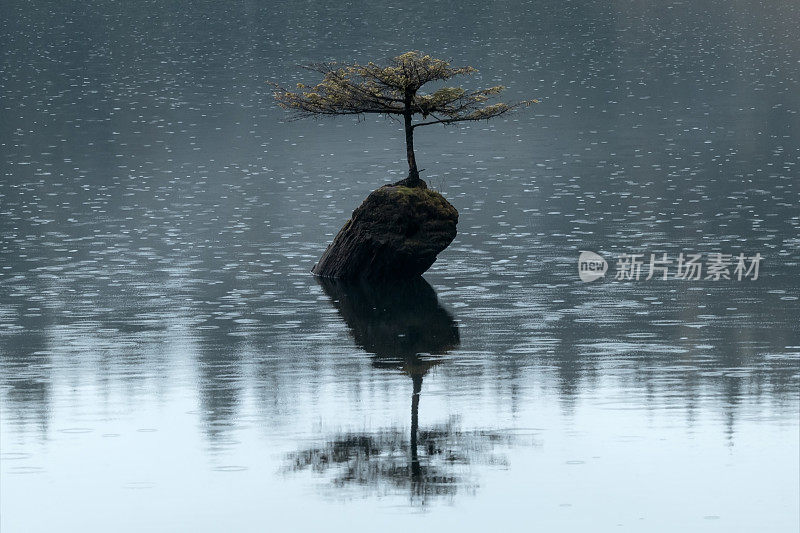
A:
[[270, 51, 536, 127]]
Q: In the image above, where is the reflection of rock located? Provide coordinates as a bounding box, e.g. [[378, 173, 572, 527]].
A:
[[318, 277, 463, 486], [317, 276, 459, 374], [312, 185, 458, 281], [293, 278, 512, 504]]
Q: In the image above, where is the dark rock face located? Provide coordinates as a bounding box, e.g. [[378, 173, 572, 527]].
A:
[[312, 184, 458, 281]]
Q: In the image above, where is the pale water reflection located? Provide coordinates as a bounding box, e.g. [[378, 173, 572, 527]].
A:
[[2, 0, 799, 531], [293, 278, 498, 503]]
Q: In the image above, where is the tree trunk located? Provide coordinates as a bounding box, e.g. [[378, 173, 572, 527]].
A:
[[398, 89, 423, 187], [404, 111, 419, 181], [392, 92, 426, 188]]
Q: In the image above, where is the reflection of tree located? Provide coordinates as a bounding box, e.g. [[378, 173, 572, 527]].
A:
[[284, 418, 515, 503], [0, 310, 52, 437], [195, 318, 246, 451], [285, 278, 517, 503]]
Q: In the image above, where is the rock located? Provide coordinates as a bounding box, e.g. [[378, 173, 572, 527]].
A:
[[311, 184, 458, 280]]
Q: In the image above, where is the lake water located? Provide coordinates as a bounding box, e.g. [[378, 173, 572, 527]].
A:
[[1, 1, 799, 531]]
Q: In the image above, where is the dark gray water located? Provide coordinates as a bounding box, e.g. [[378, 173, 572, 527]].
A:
[[1, 0, 799, 531]]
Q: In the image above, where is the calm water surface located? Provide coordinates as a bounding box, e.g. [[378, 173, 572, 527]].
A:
[[1, 1, 799, 531]]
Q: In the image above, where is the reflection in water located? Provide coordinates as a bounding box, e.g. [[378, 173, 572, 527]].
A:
[[284, 419, 517, 504], [286, 278, 516, 503], [317, 277, 460, 370]]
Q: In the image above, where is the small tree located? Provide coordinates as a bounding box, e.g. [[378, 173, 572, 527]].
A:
[[270, 51, 536, 187]]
